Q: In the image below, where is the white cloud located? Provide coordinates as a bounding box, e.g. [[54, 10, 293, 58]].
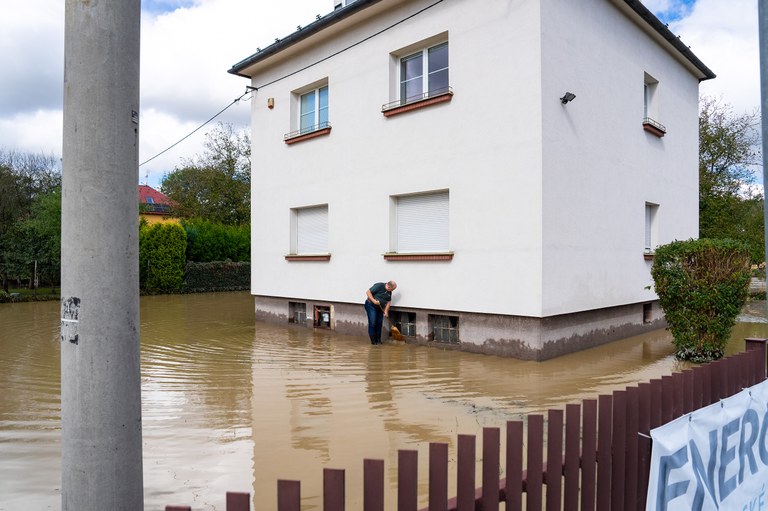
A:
[[669, 0, 760, 115]]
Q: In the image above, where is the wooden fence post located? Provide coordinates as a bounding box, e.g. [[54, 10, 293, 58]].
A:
[[324, 468, 345, 511], [428, 443, 448, 511], [278, 480, 300, 511], [398, 450, 418, 511], [505, 421, 523, 511], [545, 410, 563, 511], [457, 435, 476, 511], [482, 427, 500, 511], [581, 399, 597, 511], [564, 404, 581, 509], [364, 459, 384, 511], [526, 415, 544, 511]]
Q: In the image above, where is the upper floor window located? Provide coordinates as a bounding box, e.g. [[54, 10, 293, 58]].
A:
[[285, 80, 331, 144], [643, 73, 666, 137], [645, 202, 659, 254], [400, 42, 449, 103], [300, 85, 329, 134]]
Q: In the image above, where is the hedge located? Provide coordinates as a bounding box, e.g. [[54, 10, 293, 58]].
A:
[[182, 261, 250, 292], [181, 219, 250, 263], [139, 223, 187, 291]]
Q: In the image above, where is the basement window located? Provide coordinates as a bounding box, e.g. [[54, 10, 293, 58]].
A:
[[643, 303, 653, 324], [314, 305, 332, 329], [289, 302, 307, 325], [392, 311, 416, 337], [430, 314, 459, 343]]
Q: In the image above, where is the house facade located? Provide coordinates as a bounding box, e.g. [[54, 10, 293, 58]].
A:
[[229, 0, 714, 360], [138, 184, 177, 225]]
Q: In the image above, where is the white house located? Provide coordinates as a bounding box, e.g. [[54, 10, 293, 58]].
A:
[[229, 0, 714, 360]]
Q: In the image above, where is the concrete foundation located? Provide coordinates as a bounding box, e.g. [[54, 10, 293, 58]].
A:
[[253, 295, 666, 361]]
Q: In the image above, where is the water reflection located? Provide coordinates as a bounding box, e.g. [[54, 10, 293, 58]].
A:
[[0, 293, 766, 510]]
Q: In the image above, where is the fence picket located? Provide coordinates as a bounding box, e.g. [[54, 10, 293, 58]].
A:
[[545, 409, 563, 511], [625, 386, 639, 511], [506, 421, 523, 511], [398, 450, 418, 511], [323, 468, 345, 511], [581, 399, 597, 511], [277, 480, 300, 511], [610, 390, 626, 511], [364, 459, 384, 511], [596, 395, 612, 510], [564, 404, 580, 508], [457, 435, 475, 511], [482, 428, 500, 511], [526, 415, 544, 511]]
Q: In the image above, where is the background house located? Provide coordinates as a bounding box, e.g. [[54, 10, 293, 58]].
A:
[[138, 184, 177, 225], [229, 0, 714, 360]]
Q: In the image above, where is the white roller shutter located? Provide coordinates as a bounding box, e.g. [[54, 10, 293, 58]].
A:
[[396, 192, 448, 253], [297, 205, 328, 254]]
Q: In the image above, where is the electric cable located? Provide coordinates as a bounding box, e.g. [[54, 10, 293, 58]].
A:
[[138, 90, 252, 168]]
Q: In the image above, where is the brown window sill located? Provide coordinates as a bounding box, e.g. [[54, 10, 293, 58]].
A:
[[644, 252, 655, 261], [382, 90, 453, 118], [284, 127, 332, 145], [642, 118, 666, 137], [285, 254, 331, 261], [383, 252, 453, 261]]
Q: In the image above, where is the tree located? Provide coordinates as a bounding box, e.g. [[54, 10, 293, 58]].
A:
[[0, 150, 60, 292], [160, 123, 250, 225], [698, 96, 764, 263]]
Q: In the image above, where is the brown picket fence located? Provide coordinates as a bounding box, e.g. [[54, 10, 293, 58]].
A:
[[166, 338, 768, 511]]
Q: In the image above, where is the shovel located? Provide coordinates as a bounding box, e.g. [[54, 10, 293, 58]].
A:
[[379, 303, 404, 341]]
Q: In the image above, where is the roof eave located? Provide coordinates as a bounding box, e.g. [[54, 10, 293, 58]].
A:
[[228, 0, 382, 78], [622, 0, 715, 81]]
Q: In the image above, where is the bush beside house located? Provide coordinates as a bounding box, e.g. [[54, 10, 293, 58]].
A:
[[651, 238, 751, 362]]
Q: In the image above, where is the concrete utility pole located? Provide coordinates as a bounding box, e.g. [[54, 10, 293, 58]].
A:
[[761, 1, 768, 284], [61, 1, 143, 509]]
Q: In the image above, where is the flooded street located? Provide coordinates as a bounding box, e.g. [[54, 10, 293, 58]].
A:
[[1, 292, 767, 510]]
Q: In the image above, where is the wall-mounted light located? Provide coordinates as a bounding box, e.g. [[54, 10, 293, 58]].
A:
[[560, 92, 576, 104], [267, 97, 274, 109]]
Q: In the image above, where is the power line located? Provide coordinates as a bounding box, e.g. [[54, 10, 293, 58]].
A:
[[138, 89, 252, 168]]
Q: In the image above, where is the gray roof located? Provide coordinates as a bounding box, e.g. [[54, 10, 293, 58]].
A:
[[228, 0, 714, 81]]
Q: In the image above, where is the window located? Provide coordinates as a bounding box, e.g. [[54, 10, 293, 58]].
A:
[[314, 305, 332, 328], [289, 302, 307, 324], [645, 202, 658, 254], [400, 42, 448, 103], [300, 85, 329, 134], [391, 191, 449, 254], [430, 314, 459, 343], [291, 205, 328, 255], [145, 197, 155, 204], [643, 73, 666, 136], [643, 303, 653, 324], [392, 311, 416, 337], [285, 81, 331, 143]]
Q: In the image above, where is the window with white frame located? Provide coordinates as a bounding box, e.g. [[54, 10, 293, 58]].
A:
[[299, 85, 329, 135], [399, 41, 449, 103], [645, 202, 658, 253], [391, 191, 449, 253], [291, 205, 329, 255], [643, 73, 665, 135]]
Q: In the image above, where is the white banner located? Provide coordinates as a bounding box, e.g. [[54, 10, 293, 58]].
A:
[[647, 378, 768, 511]]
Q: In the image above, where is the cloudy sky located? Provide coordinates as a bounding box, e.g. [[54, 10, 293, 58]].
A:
[[0, 0, 761, 187]]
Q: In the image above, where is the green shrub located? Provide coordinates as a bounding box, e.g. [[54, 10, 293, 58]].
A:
[[651, 238, 751, 362], [139, 223, 187, 291], [181, 219, 250, 263]]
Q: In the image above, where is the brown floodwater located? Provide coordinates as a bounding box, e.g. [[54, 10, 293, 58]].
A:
[[1, 292, 767, 510]]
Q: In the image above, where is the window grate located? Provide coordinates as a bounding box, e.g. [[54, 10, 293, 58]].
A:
[[393, 311, 416, 337], [431, 314, 459, 343], [289, 302, 307, 324]]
